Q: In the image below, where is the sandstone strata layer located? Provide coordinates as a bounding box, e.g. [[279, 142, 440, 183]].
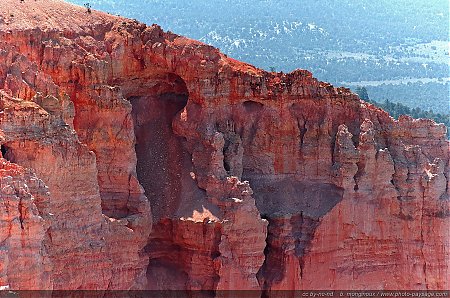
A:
[[0, 0, 448, 291]]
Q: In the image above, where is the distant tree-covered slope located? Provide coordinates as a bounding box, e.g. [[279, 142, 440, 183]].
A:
[[355, 87, 449, 138]]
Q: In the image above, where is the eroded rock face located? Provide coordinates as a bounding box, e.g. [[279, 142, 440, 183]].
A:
[[0, 158, 51, 290], [0, 0, 448, 291]]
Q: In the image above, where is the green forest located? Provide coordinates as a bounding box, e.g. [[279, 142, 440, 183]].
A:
[[355, 87, 449, 138]]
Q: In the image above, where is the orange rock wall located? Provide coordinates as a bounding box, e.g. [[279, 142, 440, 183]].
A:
[[0, 0, 448, 291]]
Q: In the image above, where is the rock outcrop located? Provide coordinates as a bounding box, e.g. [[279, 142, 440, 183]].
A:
[[0, 0, 448, 292]]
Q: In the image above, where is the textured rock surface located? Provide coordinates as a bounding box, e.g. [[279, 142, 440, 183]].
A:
[[0, 157, 51, 290], [0, 0, 448, 291]]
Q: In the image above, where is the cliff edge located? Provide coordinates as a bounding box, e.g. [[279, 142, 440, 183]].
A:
[[0, 0, 448, 291]]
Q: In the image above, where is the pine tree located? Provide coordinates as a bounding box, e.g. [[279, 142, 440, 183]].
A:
[[355, 86, 369, 101]]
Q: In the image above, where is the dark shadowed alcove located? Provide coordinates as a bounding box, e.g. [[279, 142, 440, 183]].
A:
[[129, 73, 190, 221], [1, 144, 13, 162]]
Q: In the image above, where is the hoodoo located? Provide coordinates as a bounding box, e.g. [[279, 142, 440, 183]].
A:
[[0, 0, 448, 291]]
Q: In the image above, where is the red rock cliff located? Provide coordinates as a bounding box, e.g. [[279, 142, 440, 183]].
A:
[[0, 0, 448, 291]]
